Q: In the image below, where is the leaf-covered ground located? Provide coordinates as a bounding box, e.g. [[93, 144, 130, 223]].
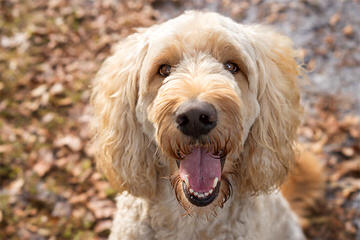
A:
[[0, 1, 359, 239]]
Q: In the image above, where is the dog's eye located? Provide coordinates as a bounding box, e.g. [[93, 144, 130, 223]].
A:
[[224, 62, 239, 74], [158, 64, 172, 77]]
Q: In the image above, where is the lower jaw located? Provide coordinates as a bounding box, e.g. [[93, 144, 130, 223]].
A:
[[182, 181, 221, 207]]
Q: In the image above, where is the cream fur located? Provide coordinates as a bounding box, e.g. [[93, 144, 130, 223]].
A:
[[91, 11, 305, 240]]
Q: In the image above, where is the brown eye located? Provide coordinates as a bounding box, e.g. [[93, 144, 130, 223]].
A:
[[158, 64, 172, 77], [224, 62, 239, 74]]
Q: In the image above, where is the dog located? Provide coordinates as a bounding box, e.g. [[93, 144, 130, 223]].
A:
[[91, 11, 323, 240]]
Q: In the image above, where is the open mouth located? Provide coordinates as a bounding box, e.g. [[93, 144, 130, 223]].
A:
[[176, 147, 226, 207]]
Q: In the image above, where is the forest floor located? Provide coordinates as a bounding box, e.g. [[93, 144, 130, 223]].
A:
[[0, 1, 359, 239]]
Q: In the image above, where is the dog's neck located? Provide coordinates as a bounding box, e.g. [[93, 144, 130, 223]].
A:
[[113, 180, 304, 240], [126, 180, 291, 239]]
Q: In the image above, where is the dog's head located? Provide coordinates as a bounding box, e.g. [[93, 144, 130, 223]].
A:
[[91, 11, 302, 213]]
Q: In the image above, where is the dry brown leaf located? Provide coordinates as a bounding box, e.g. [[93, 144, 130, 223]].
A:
[[349, 127, 360, 138], [306, 58, 316, 71], [72, 207, 87, 219], [329, 13, 341, 26], [324, 35, 335, 46], [300, 126, 314, 139], [345, 221, 356, 233], [69, 162, 83, 177], [94, 220, 113, 233], [0, 144, 13, 153], [309, 135, 328, 154], [331, 157, 360, 181], [324, 115, 340, 135], [54, 135, 83, 152], [50, 83, 64, 95], [57, 97, 72, 106], [341, 147, 355, 157], [340, 115, 360, 127], [69, 193, 88, 204], [87, 199, 115, 219], [42, 112, 55, 123], [22, 101, 40, 113], [343, 25, 354, 37], [6, 178, 24, 195], [38, 228, 51, 237], [33, 161, 52, 177], [31, 84, 48, 97], [91, 172, 103, 181], [52, 201, 72, 217]]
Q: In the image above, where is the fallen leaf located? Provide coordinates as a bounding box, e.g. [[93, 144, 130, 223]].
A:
[[33, 161, 52, 177], [69, 193, 88, 204], [306, 58, 316, 71], [50, 83, 64, 95], [57, 97, 72, 106], [331, 157, 360, 181], [345, 221, 356, 233], [72, 207, 87, 219], [54, 135, 83, 152], [94, 220, 112, 233], [87, 199, 115, 219], [33, 148, 55, 177], [52, 201, 72, 217], [341, 147, 355, 157], [340, 115, 360, 127], [343, 25, 354, 37], [329, 13, 341, 26], [6, 178, 24, 195], [324, 35, 335, 46], [42, 112, 55, 123], [0, 144, 13, 153], [31, 84, 48, 97], [349, 128, 360, 138]]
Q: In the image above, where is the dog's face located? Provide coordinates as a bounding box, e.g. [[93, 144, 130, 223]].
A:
[[92, 11, 302, 214], [138, 14, 261, 211]]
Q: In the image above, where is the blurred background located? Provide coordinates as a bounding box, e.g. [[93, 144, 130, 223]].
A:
[[0, 0, 359, 239]]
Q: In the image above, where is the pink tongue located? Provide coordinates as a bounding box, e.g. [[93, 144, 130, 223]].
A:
[[179, 147, 221, 192]]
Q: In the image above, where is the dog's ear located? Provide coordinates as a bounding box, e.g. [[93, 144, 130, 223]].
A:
[[238, 27, 303, 193], [91, 31, 157, 198]]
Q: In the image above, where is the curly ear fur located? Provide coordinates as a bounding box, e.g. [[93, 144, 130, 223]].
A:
[[237, 27, 303, 194], [91, 31, 158, 198]]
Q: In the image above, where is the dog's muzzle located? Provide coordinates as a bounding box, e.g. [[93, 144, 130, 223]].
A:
[[174, 100, 225, 207]]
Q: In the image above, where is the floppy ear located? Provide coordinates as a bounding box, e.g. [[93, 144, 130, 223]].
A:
[[91, 31, 158, 198], [238, 27, 303, 194]]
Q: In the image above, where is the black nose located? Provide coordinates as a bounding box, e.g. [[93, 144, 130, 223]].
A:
[[175, 101, 217, 138]]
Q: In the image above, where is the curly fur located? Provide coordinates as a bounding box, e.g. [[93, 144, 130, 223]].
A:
[[91, 11, 312, 240]]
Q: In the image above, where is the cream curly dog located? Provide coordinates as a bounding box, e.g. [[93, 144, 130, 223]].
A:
[[91, 11, 323, 240]]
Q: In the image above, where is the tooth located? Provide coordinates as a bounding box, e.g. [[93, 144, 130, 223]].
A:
[[194, 192, 199, 196], [184, 176, 189, 186], [189, 188, 194, 193], [209, 189, 213, 194], [199, 193, 204, 198], [213, 177, 218, 188], [205, 192, 209, 197]]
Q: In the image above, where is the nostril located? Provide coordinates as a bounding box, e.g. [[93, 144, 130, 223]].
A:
[[199, 114, 211, 125], [176, 114, 189, 126]]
